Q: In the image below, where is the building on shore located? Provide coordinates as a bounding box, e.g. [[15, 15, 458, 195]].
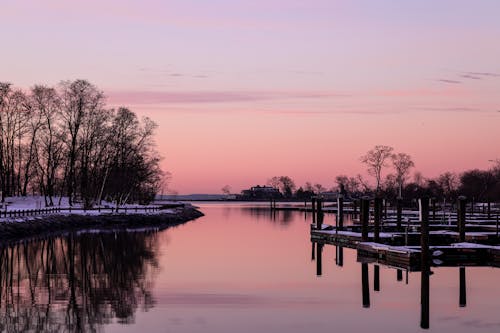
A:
[[240, 185, 282, 200]]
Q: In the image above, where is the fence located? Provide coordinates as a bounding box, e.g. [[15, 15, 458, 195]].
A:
[[1, 206, 161, 218]]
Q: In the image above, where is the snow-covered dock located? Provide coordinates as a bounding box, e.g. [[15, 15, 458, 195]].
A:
[[309, 196, 500, 271]]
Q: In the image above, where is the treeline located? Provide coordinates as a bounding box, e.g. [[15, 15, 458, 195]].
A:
[[264, 145, 500, 204], [0, 80, 162, 207]]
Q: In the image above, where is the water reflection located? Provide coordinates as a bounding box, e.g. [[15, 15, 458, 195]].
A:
[[0, 231, 159, 332], [240, 207, 294, 225], [311, 241, 476, 330]]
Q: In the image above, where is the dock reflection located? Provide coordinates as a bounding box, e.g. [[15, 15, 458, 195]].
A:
[[311, 241, 473, 329]]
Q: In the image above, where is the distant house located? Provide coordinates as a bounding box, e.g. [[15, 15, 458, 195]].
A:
[[240, 185, 282, 200]]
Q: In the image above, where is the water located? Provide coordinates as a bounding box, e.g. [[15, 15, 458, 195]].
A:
[[1, 203, 499, 332]]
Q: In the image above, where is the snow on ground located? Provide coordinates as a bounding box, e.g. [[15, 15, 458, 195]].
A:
[[1, 196, 173, 210], [0, 196, 184, 221]]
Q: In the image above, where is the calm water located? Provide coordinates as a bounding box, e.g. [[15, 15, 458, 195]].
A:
[[1, 203, 500, 332]]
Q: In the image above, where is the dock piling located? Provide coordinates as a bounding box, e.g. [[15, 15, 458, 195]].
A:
[[420, 196, 430, 330], [337, 195, 344, 230], [311, 198, 316, 226], [496, 214, 499, 238], [396, 197, 402, 229], [361, 198, 370, 242], [337, 246, 344, 267], [374, 265, 380, 291], [316, 198, 323, 229], [459, 267, 467, 307], [397, 269, 403, 282], [420, 197, 430, 267], [362, 263, 370, 308], [458, 196, 467, 242], [374, 197, 382, 242], [316, 243, 323, 276]]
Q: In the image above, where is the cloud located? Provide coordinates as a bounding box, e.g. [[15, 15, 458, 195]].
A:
[[138, 68, 210, 79], [466, 71, 500, 78], [107, 90, 349, 105], [460, 74, 481, 80], [411, 106, 484, 113], [437, 79, 462, 84]]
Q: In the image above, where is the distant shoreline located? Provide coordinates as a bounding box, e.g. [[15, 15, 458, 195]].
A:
[[0, 204, 204, 246]]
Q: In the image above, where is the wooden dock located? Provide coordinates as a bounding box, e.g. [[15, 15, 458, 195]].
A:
[[307, 196, 500, 271]]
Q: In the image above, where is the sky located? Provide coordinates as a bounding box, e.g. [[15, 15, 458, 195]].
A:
[[1, 0, 500, 194]]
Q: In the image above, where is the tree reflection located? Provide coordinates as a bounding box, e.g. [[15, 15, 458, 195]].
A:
[[240, 207, 294, 225], [0, 230, 159, 332]]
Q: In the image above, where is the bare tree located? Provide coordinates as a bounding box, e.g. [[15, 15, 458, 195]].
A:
[[335, 174, 361, 195], [59, 80, 104, 206], [304, 181, 315, 193], [313, 183, 326, 194], [221, 185, 231, 196], [0, 80, 164, 207], [437, 172, 459, 200], [0, 83, 29, 199], [391, 152, 414, 198], [267, 176, 296, 198], [360, 145, 394, 194], [30, 85, 64, 206]]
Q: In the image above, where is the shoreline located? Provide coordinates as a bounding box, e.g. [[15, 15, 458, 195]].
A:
[[0, 204, 204, 245]]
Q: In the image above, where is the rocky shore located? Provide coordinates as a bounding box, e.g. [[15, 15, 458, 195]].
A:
[[0, 204, 204, 244]]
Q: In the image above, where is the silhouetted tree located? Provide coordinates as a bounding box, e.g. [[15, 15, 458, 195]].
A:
[[59, 80, 105, 206], [267, 176, 296, 198], [360, 145, 394, 194], [459, 169, 497, 202], [221, 185, 231, 196], [0, 80, 164, 207], [391, 152, 414, 198]]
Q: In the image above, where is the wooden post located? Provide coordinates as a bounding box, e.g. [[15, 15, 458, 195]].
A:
[[311, 198, 316, 226], [432, 197, 436, 222], [374, 265, 380, 292], [374, 197, 382, 242], [420, 265, 430, 329], [459, 267, 466, 307], [487, 201, 491, 220], [337, 195, 344, 230], [316, 243, 323, 276], [397, 269, 403, 282], [420, 197, 430, 267], [396, 197, 403, 229], [471, 197, 475, 217], [458, 196, 467, 242], [383, 199, 388, 219], [420, 196, 431, 330], [361, 198, 370, 241], [316, 198, 323, 229], [362, 263, 370, 308], [353, 199, 358, 215], [311, 242, 315, 261], [496, 214, 499, 238], [337, 246, 344, 267]]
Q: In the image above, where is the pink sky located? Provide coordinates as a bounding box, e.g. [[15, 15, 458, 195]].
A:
[[1, 1, 500, 193]]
